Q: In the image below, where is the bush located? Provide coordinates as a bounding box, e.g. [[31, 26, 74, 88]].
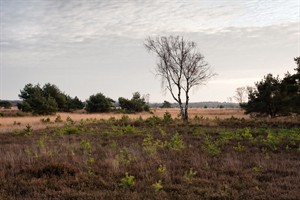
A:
[[118, 92, 149, 113], [0, 101, 12, 109], [160, 100, 172, 108], [163, 111, 172, 124], [120, 173, 135, 189], [85, 93, 114, 113]]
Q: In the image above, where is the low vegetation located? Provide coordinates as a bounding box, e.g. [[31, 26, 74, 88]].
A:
[[0, 115, 299, 199]]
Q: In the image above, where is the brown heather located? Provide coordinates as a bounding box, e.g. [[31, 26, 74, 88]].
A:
[[0, 109, 299, 199]]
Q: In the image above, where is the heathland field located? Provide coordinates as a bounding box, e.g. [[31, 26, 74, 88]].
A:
[[0, 108, 299, 199], [0, 108, 247, 133]]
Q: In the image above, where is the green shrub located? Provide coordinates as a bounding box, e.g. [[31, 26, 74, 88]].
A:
[[266, 129, 281, 150], [168, 132, 185, 151], [55, 115, 63, 123], [145, 116, 161, 126], [184, 168, 197, 183], [157, 164, 167, 176], [233, 142, 246, 152], [143, 134, 167, 156], [163, 111, 172, 124], [61, 126, 81, 135], [120, 173, 135, 189], [66, 116, 75, 125], [85, 93, 114, 113], [118, 115, 130, 125], [118, 92, 148, 112], [40, 117, 51, 123], [0, 100, 12, 109], [152, 180, 163, 192], [242, 128, 254, 141], [23, 124, 33, 136], [80, 140, 92, 152], [122, 124, 136, 134], [203, 135, 221, 157], [116, 147, 135, 166]]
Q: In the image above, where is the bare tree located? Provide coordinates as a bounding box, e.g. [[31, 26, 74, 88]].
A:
[[234, 87, 247, 104], [234, 86, 253, 104], [145, 36, 215, 121]]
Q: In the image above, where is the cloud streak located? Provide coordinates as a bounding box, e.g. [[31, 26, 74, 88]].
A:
[[2, 0, 298, 44]]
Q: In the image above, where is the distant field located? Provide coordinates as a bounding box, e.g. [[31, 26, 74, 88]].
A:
[[0, 108, 247, 133]]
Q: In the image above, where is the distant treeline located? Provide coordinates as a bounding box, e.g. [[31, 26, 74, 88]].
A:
[[150, 102, 239, 109], [2, 100, 239, 110]]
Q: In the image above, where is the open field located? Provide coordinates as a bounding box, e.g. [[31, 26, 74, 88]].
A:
[[0, 108, 248, 133], [0, 115, 299, 199]]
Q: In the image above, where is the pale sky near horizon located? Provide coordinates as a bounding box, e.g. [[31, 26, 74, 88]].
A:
[[0, 0, 299, 103]]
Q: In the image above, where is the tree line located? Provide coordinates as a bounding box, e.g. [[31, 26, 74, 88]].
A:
[[16, 83, 149, 115]]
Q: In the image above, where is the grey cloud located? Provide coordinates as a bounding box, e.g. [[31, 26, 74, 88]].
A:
[[3, 0, 297, 48]]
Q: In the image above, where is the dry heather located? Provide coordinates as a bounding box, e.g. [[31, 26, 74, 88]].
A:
[[0, 116, 299, 199]]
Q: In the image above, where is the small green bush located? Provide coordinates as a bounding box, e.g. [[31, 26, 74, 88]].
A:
[[157, 164, 167, 176], [66, 116, 75, 125], [40, 117, 51, 123], [55, 115, 63, 123], [118, 115, 130, 125], [122, 124, 136, 134], [203, 136, 221, 157], [163, 111, 172, 124], [143, 134, 167, 156], [184, 168, 197, 183], [116, 147, 135, 166], [233, 142, 246, 152], [145, 116, 161, 126], [62, 126, 81, 135], [169, 132, 185, 151], [152, 180, 163, 192], [23, 124, 33, 136], [120, 172, 135, 189], [80, 140, 92, 152]]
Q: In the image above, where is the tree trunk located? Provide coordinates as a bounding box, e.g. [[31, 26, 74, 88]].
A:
[[183, 106, 188, 122], [180, 105, 185, 120], [183, 91, 189, 122]]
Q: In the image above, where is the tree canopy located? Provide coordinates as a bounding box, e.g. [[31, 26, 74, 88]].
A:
[[241, 57, 300, 117], [118, 92, 149, 113], [160, 100, 172, 108], [85, 93, 114, 113], [0, 101, 13, 109], [18, 83, 84, 115]]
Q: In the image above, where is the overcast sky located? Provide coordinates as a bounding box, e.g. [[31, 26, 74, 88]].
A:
[[0, 0, 299, 103]]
